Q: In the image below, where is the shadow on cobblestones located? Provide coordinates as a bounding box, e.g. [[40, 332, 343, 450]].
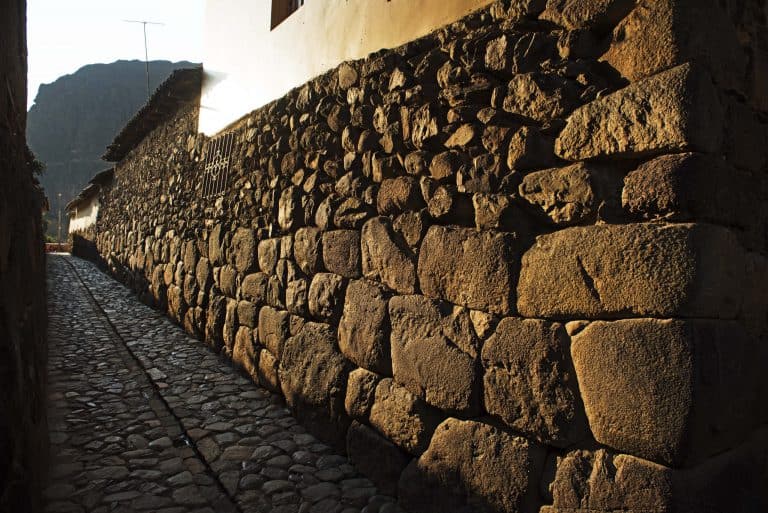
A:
[[45, 255, 401, 513]]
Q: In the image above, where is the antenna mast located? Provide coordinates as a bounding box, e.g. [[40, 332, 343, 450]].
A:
[[123, 20, 165, 100]]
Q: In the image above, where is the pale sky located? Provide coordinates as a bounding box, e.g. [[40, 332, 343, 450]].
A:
[[27, 0, 206, 109]]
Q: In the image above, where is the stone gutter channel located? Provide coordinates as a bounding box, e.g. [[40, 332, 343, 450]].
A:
[[45, 254, 400, 513], [61, 255, 243, 513]]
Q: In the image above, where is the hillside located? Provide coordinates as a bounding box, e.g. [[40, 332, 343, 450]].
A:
[[27, 59, 197, 238]]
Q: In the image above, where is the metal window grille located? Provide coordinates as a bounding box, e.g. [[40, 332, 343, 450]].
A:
[[201, 133, 235, 198]]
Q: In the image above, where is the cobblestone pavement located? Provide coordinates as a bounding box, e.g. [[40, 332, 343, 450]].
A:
[[45, 254, 401, 513]]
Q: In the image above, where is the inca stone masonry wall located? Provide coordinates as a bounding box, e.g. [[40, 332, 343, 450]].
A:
[[0, 0, 48, 511], [89, 1, 768, 511]]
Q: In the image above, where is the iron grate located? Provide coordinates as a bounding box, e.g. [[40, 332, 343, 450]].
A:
[[201, 133, 235, 198]]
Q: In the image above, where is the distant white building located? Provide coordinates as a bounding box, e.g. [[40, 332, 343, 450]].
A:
[[66, 168, 113, 234], [198, 0, 493, 135]]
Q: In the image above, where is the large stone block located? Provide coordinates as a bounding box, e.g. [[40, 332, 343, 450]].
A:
[[389, 295, 482, 416], [571, 319, 764, 466], [232, 326, 258, 381], [231, 227, 257, 273], [241, 272, 268, 305], [548, 449, 672, 511], [236, 300, 258, 328], [345, 367, 381, 420], [548, 432, 768, 513], [223, 298, 239, 353], [285, 278, 308, 317], [257, 348, 280, 393], [257, 238, 281, 275], [418, 226, 520, 315], [195, 257, 212, 293], [622, 153, 750, 228], [257, 306, 290, 358], [503, 72, 582, 123], [294, 227, 323, 275], [205, 294, 226, 350], [555, 63, 723, 161], [398, 418, 546, 513], [517, 223, 745, 319], [278, 185, 304, 231], [361, 217, 417, 295], [338, 279, 392, 375], [519, 162, 623, 226], [347, 421, 410, 497], [208, 223, 225, 266], [219, 265, 238, 298], [322, 230, 361, 279], [279, 322, 352, 450], [369, 378, 444, 456], [308, 273, 347, 322], [600, 0, 746, 93], [377, 176, 424, 216], [482, 317, 588, 447], [539, 0, 635, 31]]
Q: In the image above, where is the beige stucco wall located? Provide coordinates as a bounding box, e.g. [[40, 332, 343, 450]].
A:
[[198, 0, 493, 135], [68, 197, 99, 234]]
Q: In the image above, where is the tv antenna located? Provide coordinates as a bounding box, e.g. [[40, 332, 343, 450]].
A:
[[123, 20, 165, 100]]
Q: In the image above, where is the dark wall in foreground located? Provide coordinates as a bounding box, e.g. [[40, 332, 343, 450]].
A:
[[90, 1, 768, 511], [0, 0, 48, 511]]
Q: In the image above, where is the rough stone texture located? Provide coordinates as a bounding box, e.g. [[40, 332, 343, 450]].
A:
[[621, 152, 753, 232], [258, 238, 281, 275], [257, 348, 281, 392], [388, 295, 482, 416], [361, 217, 417, 295], [399, 418, 546, 513], [571, 318, 765, 467], [520, 162, 621, 226], [482, 317, 588, 447], [377, 176, 424, 215], [279, 322, 352, 450], [344, 367, 381, 420], [556, 63, 723, 161], [294, 226, 323, 275], [418, 225, 519, 315], [258, 306, 290, 358], [76, 0, 768, 509], [600, 0, 746, 93], [241, 272, 268, 304], [232, 326, 258, 380], [548, 433, 768, 513], [369, 379, 443, 456], [0, 2, 48, 510], [338, 279, 392, 375], [540, 0, 635, 31], [517, 223, 747, 320], [308, 272, 347, 322], [322, 230, 361, 279], [231, 227, 257, 273], [548, 449, 673, 511]]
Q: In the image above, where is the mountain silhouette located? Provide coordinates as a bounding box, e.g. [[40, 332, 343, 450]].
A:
[[27, 59, 197, 237]]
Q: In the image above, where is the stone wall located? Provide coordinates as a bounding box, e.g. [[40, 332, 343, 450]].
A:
[[91, 1, 768, 511], [0, 0, 49, 511]]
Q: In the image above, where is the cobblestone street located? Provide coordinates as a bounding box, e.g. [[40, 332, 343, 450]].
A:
[[44, 254, 398, 513]]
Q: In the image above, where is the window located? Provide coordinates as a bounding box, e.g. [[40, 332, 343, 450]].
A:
[[271, 0, 305, 30], [201, 133, 235, 198]]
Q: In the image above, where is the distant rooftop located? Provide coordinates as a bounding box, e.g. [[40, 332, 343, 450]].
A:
[[103, 67, 202, 162], [65, 167, 114, 212]]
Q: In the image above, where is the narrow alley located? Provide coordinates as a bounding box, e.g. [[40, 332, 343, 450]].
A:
[[44, 254, 398, 513]]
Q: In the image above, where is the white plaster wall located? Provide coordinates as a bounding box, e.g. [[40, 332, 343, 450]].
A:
[[68, 197, 99, 234], [199, 0, 493, 135]]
